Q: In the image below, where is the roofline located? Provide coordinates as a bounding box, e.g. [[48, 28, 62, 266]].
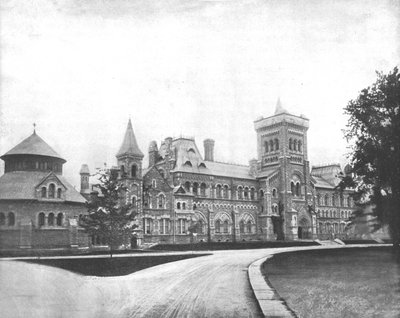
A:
[[0, 153, 67, 163]]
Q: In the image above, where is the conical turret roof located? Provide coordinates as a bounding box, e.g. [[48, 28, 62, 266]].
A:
[[116, 119, 144, 158], [1, 131, 65, 162]]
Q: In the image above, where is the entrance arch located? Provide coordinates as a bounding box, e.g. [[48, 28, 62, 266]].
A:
[[298, 218, 312, 239]]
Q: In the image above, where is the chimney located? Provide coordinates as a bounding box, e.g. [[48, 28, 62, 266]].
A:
[[79, 164, 90, 193], [204, 139, 215, 162], [249, 159, 258, 177]]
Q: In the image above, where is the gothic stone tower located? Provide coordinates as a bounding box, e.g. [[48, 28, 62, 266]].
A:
[[116, 119, 144, 247], [254, 100, 315, 240]]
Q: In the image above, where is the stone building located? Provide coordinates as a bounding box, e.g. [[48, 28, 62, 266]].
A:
[[83, 102, 356, 247], [0, 129, 88, 251]]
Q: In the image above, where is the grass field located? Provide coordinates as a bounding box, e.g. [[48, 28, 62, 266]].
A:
[[263, 247, 400, 318], [22, 253, 210, 276]]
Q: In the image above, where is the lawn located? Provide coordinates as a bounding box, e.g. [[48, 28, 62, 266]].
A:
[[22, 253, 210, 276], [262, 247, 400, 318]]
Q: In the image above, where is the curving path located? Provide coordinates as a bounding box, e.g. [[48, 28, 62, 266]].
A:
[[0, 246, 376, 318]]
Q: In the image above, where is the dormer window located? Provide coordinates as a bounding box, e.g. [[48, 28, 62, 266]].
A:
[[49, 184, 55, 198], [184, 161, 192, 167]]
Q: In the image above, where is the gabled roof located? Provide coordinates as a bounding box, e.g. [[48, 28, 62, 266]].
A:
[[169, 137, 255, 180], [1, 132, 65, 162], [0, 171, 86, 203], [116, 119, 144, 158]]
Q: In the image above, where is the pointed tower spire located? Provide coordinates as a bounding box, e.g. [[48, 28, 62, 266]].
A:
[[116, 119, 144, 158], [274, 97, 289, 115]]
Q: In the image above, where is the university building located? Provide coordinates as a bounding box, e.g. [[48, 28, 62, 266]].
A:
[[0, 102, 356, 251], [81, 102, 356, 247]]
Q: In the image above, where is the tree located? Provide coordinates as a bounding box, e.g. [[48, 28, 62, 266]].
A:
[[342, 67, 400, 250], [80, 168, 138, 257]]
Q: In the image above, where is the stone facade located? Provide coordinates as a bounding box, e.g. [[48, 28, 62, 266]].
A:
[[83, 102, 356, 247]]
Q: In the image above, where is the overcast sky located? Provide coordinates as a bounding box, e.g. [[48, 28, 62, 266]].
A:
[[1, 0, 399, 188]]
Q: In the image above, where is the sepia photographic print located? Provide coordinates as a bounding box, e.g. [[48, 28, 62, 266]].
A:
[[0, 1, 399, 317]]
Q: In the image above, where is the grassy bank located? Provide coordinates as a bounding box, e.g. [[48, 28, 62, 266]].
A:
[[262, 247, 400, 318]]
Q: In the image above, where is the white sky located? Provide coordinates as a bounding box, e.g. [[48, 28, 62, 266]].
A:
[[0, 0, 399, 188]]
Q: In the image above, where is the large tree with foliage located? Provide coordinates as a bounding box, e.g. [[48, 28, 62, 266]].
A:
[[80, 169, 138, 257], [343, 67, 400, 250]]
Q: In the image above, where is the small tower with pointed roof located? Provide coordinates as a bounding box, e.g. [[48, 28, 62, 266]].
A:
[[116, 119, 144, 180]]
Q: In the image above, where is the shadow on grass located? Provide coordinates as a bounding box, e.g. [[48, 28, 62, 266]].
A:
[[21, 254, 210, 277]]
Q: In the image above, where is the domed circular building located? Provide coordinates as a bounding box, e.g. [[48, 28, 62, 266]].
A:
[[0, 130, 89, 252]]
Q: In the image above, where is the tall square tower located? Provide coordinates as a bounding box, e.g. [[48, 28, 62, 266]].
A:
[[254, 100, 315, 240]]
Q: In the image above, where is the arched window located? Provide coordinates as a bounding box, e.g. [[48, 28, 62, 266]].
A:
[[41, 187, 47, 198], [177, 202, 181, 209], [250, 188, 255, 200], [184, 181, 191, 192], [48, 213, 54, 226], [132, 196, 136, 206], [293, 140, 297, 151], [49, 184, 55, 198], [332, 195, 336, 206], [325, 194, 329, 206], [291, 182, 295, 195], [131, 165, 137, 178], [340, 223, 345, 233], [193, 203, 197, 210], [274, 139, 279, 150], [289, 138, 293, 150], [0, 213, 5, 225], [57, 188, 62, 199], [264, 141, 269, 153], [238, 186, 243, 200], [120, 165, 125, 175], [56, 213, 63, 226], [319, 222, 323, 233], [38, 212, 45, 226], [200, 183, 207, 197], [298, 141, 302, 152], [7, 212, 15, 226], [193, 183, 199, 195], [243, 187, 249, 200], [239, 220, 245, 233], [247, 221, 252, 233], [340, 194, 344, 207], [215, 220, 221, 233], [182, 202, 186, 210], [260, 189, 264, 198], [216, 185, 222, 198], [158, 194, 165, 208], [296, 183, 301, 196], [223, 220, 229, 233], [269, 140, 274, 152]]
